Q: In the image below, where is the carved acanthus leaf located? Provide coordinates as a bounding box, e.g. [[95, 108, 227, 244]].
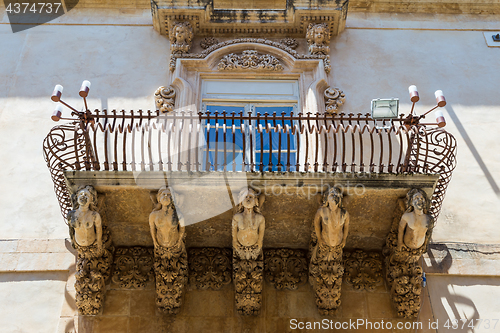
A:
[[188, 248, 232, 290], [112, 247, 154, 289], [154, 86, 176, 113], [264, 249, 307, 290], [217, 50, 284, 71], [234, 256, 263, 315], [324, 87, 345, 114], [343, 250, 383, 291]]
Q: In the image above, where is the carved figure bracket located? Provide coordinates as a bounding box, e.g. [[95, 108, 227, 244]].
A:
[[383, 189, 433, 318]]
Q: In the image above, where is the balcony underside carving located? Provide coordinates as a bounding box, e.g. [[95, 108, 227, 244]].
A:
[[188, 247, 232, 290], [264, 249, 308, 290], [112, 247, 154, 289]]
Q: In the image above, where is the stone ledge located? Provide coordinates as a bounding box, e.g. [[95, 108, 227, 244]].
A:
[[0, 239, 76, 272], [349, 0, 500, 15], [423, 242, 500, 276]]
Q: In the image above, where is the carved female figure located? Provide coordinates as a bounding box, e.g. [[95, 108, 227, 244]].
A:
[[397, 189, 431, 251], [312, 187, 349, 258], [149, 186, 185, 250], [232, 188, 265, 260], [68, 185, 103, 257]]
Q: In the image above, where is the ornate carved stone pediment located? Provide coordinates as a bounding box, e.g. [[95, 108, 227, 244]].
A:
[[151, 0, 348, 38], [217, 50, 284, 71]]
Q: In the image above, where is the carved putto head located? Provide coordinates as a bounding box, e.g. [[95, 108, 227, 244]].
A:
[[406, 188, 429, 214], [169, 22, 193, 53], [306, 23, 331, 55], [236, 187, 263, 213], [73, 185, 98, 211], [322, 186, 343, 208]]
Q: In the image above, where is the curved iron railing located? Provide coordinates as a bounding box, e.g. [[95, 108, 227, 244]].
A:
[[43, 110, 456, 221]]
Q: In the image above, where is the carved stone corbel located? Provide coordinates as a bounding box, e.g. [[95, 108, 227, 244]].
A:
[[68, 185, 113, 315], [232, 188, 265, 315], [309, 187, 349, 315], [324, 87, 346, 115], [383, 189, 433, 318], [149, 186, 188, 314], [154, 86, 176, 113]]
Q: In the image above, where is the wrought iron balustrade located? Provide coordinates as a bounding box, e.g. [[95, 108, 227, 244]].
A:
[[43, 110, 456, 223]]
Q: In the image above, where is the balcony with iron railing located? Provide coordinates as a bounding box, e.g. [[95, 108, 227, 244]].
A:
[[43, 109, 456, 227]]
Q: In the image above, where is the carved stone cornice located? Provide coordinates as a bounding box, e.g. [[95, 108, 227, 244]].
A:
[[343, 250, 383, 291], [151, 0, 348, 38], [264, 249, 307, 290], [324, 87, 346, 114], [188, 248, 232, 290], [217, 50, 284, 71], [111, 247, 154, 289]]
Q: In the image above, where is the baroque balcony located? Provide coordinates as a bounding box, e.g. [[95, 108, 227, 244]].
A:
[[43, 110, 456, 249]]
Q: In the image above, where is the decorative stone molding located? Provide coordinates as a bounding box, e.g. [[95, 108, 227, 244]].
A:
[[111, 247, 154, 289], [200, 37, 219, 49], [217, 50, 284, 71], [383, 189, 433, 318], [264, 249, 307, 290], [168, 38, 330, 72], [324, 87, 346, 115], [154, 86, 176, 113], [188, 247, 232, 290], [68, 185, 113, 315], [232, 188, 265, 315], [307, 23, 331, 55], [149, 186, 188, 314], [151, 1, 348, 38], [343, 250, 383, 291], [309, 187, 349, 315], [279, 37, 298, 50]]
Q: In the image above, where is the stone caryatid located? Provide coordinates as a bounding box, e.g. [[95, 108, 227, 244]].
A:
[[149, 186, 188, 314], [309, 187, 349, 315], [232, 188, 265, 315], [384, 189, 433, 318], [306, 23, 331, 55], [68, 185, 113, 315]]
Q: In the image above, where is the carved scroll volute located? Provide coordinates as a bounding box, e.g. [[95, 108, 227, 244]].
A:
[[324, 87, 346, 115], [149, 186, 188, 314], [68, 185, 113, 315], [383, 188, 433, 318], [154, 86, 176, 113], [232, 188, 265, 315], [309, 187, 349, 315]]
